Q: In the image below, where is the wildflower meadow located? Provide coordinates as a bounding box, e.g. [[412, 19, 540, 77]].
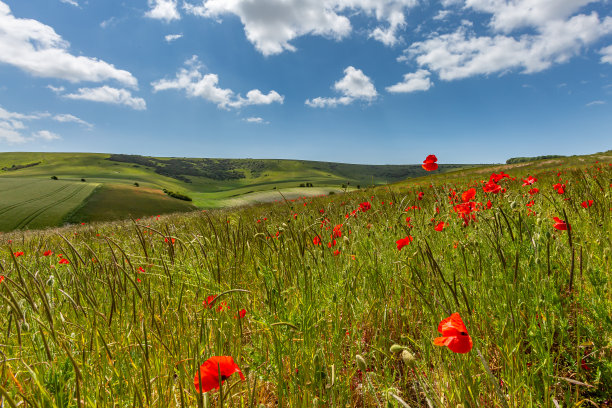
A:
[[0, 154, 610, 407]]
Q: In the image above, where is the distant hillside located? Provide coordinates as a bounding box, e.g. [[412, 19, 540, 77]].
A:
[[0, 152, 481, 231]]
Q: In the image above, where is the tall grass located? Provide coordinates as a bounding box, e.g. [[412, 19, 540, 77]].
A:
[[0, 160, 610, 407]]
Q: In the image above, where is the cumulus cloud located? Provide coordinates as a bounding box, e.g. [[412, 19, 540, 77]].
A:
[[165, 33, 183, 43], [151, 56, 284, 109], [306, 66, 377, 107], [465, 0, 597, 33], [404, 12, 612, 81], [0, 106, 75, 143], [600, 44, 612, 64], [183, 0, 417, 54], [145, 0, 180, 22], [0, 2, 138, 87], [64, 86, 147, 110], [387, 69, 432, 93]]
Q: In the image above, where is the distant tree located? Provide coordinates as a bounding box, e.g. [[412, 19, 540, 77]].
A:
[[356, 185, 360, 189], [134, 182, 139, 187], [299, 183, 305, 187], [81, 178, 86, 182], [51, 176, 58, 180]]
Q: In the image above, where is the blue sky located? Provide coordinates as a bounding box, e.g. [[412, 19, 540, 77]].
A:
[[0, 0, 611, 164]]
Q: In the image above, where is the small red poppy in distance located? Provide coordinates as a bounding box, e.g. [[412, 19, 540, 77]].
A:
[[194, 356, 246, 393], [59, 258, 70, 265], [0, 275, 4, 284], [13, 252, 24, 257], [43, 250, 53, 256], [434, 221, 446, 232], [434, 312, 473, 353], [417, 191, 424, 200], [359, 202, 372, 212], [553, 217, 570, 231], [422, 154, 438, 171], [313, 236, 322, 246], [396, 236, 413, 250], [203, 295, 217, 308], [581, 200, 593, 208], [235, 309, 246, 319]]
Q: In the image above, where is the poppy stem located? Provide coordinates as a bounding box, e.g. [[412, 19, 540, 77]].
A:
[[476, 347, 509, 408]]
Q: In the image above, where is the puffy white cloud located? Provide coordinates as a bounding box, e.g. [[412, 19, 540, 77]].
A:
[[0, 1, 138, 87], [151, 56, 284, 109], [47, 85, 65, 93], [600, 44, 612, 64], [184, 0, 417, 54], [64, 86, 147, 110], [33, 130, 61, 140], [465, 0, 597, 32], [405, 12, 612, 80], [433, 10, 451, 20], [306, 66, 377, 107], [165, 33, 183, 42], [145, 0, 180, 22], [0, 106, 69, 143], [386, 69, 433, 92]]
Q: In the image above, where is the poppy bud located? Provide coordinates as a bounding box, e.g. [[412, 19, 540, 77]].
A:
[[400, 350, 416, 366], [389, 344, 405, 353], [355, 354, 367, 371]]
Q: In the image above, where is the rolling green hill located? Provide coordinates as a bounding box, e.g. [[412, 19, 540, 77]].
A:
[[0, 152, 480, 231]]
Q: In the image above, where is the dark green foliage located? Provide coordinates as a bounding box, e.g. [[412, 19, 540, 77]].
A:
[[506, 155, 565, 164], [50, 175, 58, 180], [162, 188, 193, 201], [1, 161, 41, 171]]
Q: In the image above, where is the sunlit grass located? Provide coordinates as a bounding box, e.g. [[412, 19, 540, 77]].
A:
[[0, 157, 610, 407]]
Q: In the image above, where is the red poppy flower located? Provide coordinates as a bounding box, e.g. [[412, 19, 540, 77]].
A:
[[486, 200, 492, 209], [417, 192, 424, 200], [552, 217, 570, 231], [236, 309, 246, 319], [43, 250, 53, 256], [461, 188, 476, 202], [59, 258, 70, 265], [217, 301, 229, 312], [482, 181, 501, 194], [522, 176, 537, 186], [581, 200, 593, 208], [0, 275, 4, 284], [434, 221, 446, 231], [138, 266, 145, 273], [327, 240, 337, 248], [13, 252, 24, 257], [434, 312, 473, 353], [422, 154, 438, 171], [359, 202, 371, 212], [313, 236, 322, 246], [552, 183, 566, 194], [203, 295, 217, 308], [332, 224, 342, 238], [333, 249, 341, 256], [405, 217, 413, 227], [194, 356, 245, 393], [528, 188, 539, 195], [526, 200, 535, 207], [396, 236, 413, 250], [165, 237, 176, 244]]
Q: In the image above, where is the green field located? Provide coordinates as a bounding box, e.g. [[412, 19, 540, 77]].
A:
[[0, 151, 610, 407], [0, 152, 480, 231], [0, 178, 98, 231]]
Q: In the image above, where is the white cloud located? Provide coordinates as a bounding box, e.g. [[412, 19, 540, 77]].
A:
[[60, 0, 79, 7], [165, 33, 183, 43], [33, 130, 61, 140], [600, 44, 612, 64], [586, 100, 605, 106], [306, 66, 377, 107], [465, 0, 597, 33], [146, 0, 180, 22], [244, 117, 269, 124], [0, 2, 138, 87], [64, 86, 147, 110], [387, 69, 433, 93], [183, 0, 417, 54], [100, 17, 117, 29], [441, 0, 462, 6], [47, 85, 65, 93], [151, 56, 284, 109], [53, 113, 93, 128], [433, 10, 451, 20], [405, 12, 612, 81]]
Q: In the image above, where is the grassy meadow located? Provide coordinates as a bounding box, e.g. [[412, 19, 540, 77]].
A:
[[0, 152, 478, 232], [0, 152, 610, 407]]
